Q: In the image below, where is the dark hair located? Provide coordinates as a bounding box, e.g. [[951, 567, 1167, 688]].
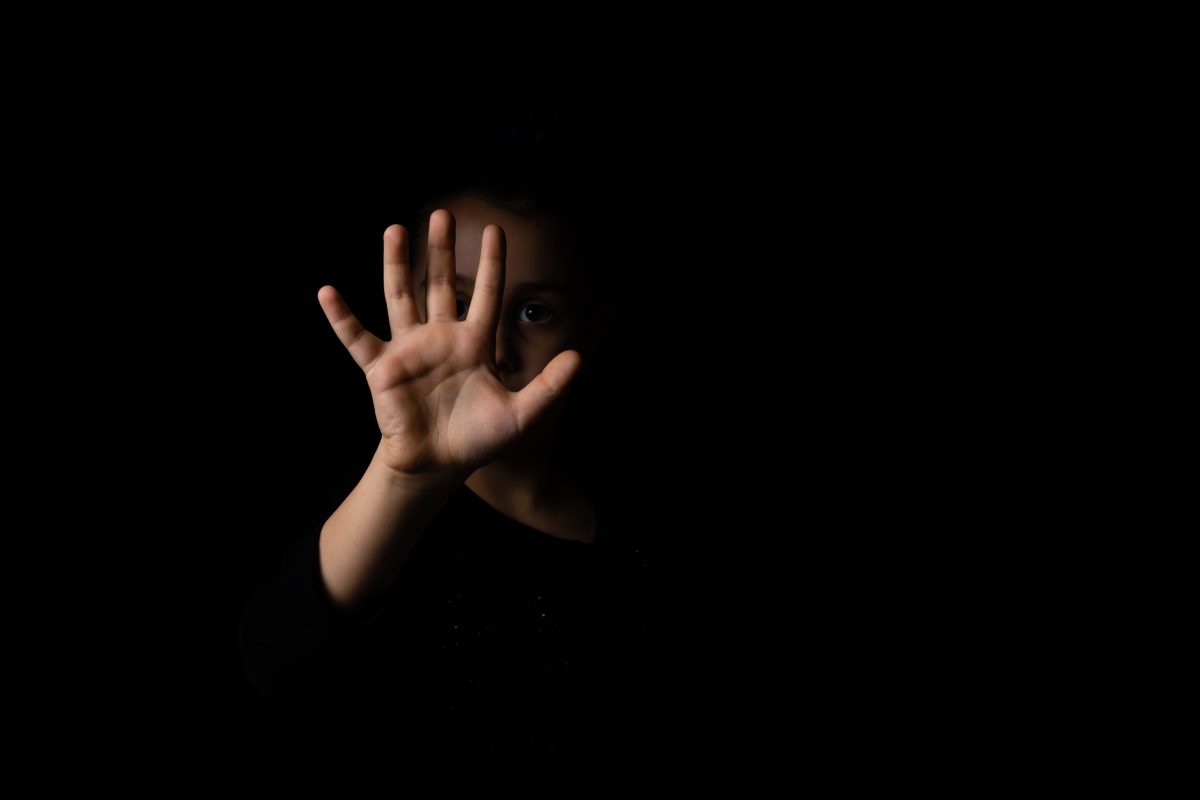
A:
[[412, 122, 614, 329]]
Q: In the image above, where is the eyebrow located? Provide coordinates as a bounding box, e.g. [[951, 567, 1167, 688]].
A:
[[417, 276, 574, 296], [510, 280, 573, 296]]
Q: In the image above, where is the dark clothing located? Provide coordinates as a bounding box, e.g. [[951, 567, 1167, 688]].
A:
[[239, 482, 696, 798]]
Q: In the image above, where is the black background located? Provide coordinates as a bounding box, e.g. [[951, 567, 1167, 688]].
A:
[[8, 6, 1193, 791]]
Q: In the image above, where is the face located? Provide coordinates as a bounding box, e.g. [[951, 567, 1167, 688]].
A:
[[414, 194, 587, 393]]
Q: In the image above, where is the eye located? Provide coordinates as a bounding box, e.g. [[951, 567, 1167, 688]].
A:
[[518, 302, 553, 324], [455, 297, 469, 320]]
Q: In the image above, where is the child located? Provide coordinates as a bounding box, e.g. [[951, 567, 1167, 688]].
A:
[[239, 153, 691, 796]]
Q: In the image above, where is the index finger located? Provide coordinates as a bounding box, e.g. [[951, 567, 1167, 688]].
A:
[[466, 224, 505, 329]]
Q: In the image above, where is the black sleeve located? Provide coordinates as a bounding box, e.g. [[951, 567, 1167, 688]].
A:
[[238, 525, 364, 704]]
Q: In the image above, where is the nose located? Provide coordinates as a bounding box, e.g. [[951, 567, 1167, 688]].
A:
[[495, 327, 520, 376]]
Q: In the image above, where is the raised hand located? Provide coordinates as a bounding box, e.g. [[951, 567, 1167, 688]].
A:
[[317, 210, 582, 477]]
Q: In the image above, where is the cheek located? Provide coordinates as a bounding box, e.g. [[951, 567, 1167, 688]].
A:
[[518, 328, 576, 368]]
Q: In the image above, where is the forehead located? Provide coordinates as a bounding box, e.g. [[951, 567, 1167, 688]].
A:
[[416, 195, 580, 285]]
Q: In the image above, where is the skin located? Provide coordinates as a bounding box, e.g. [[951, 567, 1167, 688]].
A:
[[314, 196, 592, 615]]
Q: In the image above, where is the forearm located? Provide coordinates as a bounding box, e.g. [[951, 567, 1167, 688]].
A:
[[319, 438, 464, 615]]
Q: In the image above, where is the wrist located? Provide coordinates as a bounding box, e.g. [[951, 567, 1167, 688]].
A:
[[371, 438, 470, 491]]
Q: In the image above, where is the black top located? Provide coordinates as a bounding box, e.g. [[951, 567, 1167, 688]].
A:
[[239, 481, 695, 798]]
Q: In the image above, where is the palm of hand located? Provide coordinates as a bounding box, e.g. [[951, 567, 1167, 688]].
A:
[[366, 323, 522, 474]]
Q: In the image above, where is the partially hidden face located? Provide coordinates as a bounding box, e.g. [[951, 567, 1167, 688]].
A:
[[413, 194, 587, 393]]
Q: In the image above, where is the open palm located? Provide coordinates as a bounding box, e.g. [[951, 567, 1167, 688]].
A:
[[317, 211, 582, 476]]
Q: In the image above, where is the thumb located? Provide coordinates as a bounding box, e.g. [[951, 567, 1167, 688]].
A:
[[510, 349, 583, 433]]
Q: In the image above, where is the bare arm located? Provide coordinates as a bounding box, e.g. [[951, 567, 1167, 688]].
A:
[[316, 442, 464, 615], [314, 212, 580, 614]]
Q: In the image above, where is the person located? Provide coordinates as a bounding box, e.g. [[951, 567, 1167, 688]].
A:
[[239, 156, 697, 796]]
